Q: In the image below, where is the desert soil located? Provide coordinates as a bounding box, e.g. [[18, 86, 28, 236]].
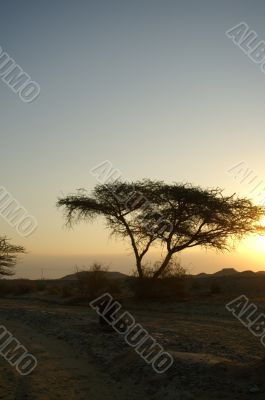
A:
[[0, 297, 265, 399]]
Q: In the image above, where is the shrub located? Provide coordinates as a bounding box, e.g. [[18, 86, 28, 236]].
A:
[[0, 279, 37, 296], [131, 276, 186, 299], [132, 257, 186, 279], [131, 258, 187, 299], [210, 282, 222, 294], [106, 279, 122, 296], [191, 279, 202, 291], [11, 279, 36, 295], [75, 263, 111, 299], [36, 280, 46, 291], [61, 284, 73, 298], [46, 285, 61, 296], [0, 280, 12, 296]]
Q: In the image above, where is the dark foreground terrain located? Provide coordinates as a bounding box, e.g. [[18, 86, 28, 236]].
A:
[[0, 297, 265, 399]]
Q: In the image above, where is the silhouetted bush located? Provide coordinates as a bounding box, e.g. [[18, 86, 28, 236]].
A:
[[12, 280, 36, 295], [130, 258, 187, 299], [191, 279, 202, 291], [46, 285, 61, 296], [76, 263, 117, 299], [0, 279, 37, 296], [0, 280, 12, 296], [131, 276, 186, 299], [60, 284, 74, 298], [36, 280, 46, 291], [106, 279, 122, 296], [210, 282, 222, 294]]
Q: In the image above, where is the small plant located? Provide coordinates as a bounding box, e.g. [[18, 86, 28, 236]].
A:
[[61, 284, 73, 298], [211, 282, 221, 294], [191, 279, 202, 291], [46, 285, 61, 296], [36, 281, 46, 291], [0, 237, 25, 277], [75, 263, 110, 299], [131, 257, 187, 299], [12, 279, 36, 295], [0, 280, 12, 296]]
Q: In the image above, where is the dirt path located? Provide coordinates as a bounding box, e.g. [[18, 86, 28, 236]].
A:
[[0, 315, 144, 400], [1, 298, 265, 399]]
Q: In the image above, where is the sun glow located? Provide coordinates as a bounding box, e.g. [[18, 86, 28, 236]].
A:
[[253, 216, 265, 251], [251, 235, 265, 252], [240, 216, 265, 255]]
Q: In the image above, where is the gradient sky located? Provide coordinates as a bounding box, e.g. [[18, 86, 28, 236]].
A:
[[1, 0, 265, 278]]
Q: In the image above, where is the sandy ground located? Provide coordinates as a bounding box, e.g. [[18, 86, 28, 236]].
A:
[[0, 297, 265, 399]]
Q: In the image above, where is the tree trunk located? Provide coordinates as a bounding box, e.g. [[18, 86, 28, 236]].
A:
[[152, 251, 174, 279], [136, 259, 143, 279]]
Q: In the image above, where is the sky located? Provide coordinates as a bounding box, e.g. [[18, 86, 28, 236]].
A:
[[1, 0, 265, 278]]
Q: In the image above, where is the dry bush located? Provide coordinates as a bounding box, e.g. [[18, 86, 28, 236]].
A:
[[0, 279, 36, 296], [13, 279, 37, 295], [60, 284, 74, 298], [36, 280, 46, 291], [132, 257, 186, 279], [46, 285, 61, 296], [210, 281, 222, 294], [106, 279, 122, 296], [190, 279, 202, 291], [131, 258, 187, 299], [131, 277, 186, 299], [75, 263, 112, 299], [0, 280, 12, 296]]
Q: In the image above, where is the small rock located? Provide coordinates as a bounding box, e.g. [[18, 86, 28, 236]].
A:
[[249, 385, 260, 394]]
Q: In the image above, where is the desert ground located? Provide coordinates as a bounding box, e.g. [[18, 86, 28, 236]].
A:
[[0, 296, 265, 399]]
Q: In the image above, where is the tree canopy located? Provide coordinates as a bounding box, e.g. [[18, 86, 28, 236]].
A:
[[57, 180, 265, 279], [0, 236, 25, 277]]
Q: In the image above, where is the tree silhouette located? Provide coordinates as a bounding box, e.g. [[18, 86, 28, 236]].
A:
[[0, 237, 25, 277], [57, 180, 265, 279]]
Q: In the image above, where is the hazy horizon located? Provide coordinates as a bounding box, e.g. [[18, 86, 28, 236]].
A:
[[13, 247, 265, 279]]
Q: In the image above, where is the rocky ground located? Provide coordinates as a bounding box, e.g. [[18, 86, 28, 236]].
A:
[[0, 297, 265, 399]]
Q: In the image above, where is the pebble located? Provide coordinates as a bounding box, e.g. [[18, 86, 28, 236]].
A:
[[249, 385, 260, 394]]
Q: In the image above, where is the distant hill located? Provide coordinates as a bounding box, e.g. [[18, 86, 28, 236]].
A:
[[196, 273, 209, 278], [192, 267, 265, 297], [240, 270, 256, 277], [60, 267, 265, 282], [195, 267, 265, 278], [213, 268, 238, 277], [196, 268, 238, 278], [61, 271, 129, 281]]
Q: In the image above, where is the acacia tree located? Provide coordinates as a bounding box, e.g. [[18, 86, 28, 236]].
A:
[[57, 180, 265, 279], [0, 237, 25, 277]]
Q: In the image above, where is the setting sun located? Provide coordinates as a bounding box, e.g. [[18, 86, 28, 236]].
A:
[[238, 215, 265, 262], [250, 215, 265, 252]]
